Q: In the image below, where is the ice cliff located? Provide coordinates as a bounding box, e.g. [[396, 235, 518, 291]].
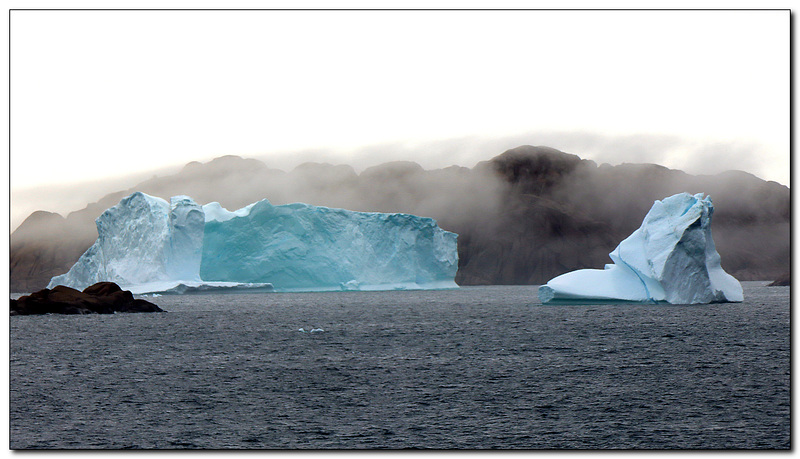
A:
[[538, 192, 743, 304], [48, 192, 459, 293], [49, 193, 204, 292]]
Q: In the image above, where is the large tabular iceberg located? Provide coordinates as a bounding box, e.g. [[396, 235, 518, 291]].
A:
[[49, 192, 459, 293], [538, 192, 743, 304]]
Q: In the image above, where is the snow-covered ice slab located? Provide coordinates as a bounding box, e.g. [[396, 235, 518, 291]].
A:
[[538, 192, 743, 304], [49, 192, 459, 293]]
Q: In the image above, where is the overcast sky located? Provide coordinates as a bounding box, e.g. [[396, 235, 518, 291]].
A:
[[9, 9, 789, 227]]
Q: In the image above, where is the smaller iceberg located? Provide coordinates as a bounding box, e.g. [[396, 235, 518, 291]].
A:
[[538, 192, 743, 304]]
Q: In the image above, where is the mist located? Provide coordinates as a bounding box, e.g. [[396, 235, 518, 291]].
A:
[[11, 164, 185, 231], [10, 131, 788, 232], [246, 131, 786, 185]]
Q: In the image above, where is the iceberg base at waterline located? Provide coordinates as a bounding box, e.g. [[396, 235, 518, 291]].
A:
[[538, 192, 743, 305], [135, 280, 462, 295], [131, 281, 275, 295], [48, 192, 459, 294]]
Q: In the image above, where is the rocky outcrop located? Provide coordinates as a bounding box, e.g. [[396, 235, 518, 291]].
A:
[[10, 282, 163, 315], [456, 147, 616, 285], [768, 272, 790, 287]]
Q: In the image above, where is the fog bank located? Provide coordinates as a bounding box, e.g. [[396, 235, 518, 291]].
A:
[[11, 131, 788, 231]]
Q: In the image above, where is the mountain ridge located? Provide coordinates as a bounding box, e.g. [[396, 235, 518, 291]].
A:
[[10, 146, 790, 292]]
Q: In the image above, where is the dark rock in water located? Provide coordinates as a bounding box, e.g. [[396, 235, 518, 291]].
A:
[[10, 282, 163, 316], [768, 272, 790, 286], [82, 281, 126, 297]]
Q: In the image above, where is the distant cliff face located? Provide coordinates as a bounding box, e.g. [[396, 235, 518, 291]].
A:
[[10, 146, 790, 291], [10, 211, 98, 292]]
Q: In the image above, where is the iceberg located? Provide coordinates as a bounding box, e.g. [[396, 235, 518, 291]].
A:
[[538, 192, 743, 304], [48, 192, 459, 293]]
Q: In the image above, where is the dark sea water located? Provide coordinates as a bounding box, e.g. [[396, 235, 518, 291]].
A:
[[10, 282, 790, 449]]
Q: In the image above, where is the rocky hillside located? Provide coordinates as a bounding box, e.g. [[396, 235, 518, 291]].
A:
[[10, 146, 790, 291]]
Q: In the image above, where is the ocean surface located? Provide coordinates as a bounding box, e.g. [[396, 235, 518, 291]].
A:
[[10, 282, 790, 449]]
